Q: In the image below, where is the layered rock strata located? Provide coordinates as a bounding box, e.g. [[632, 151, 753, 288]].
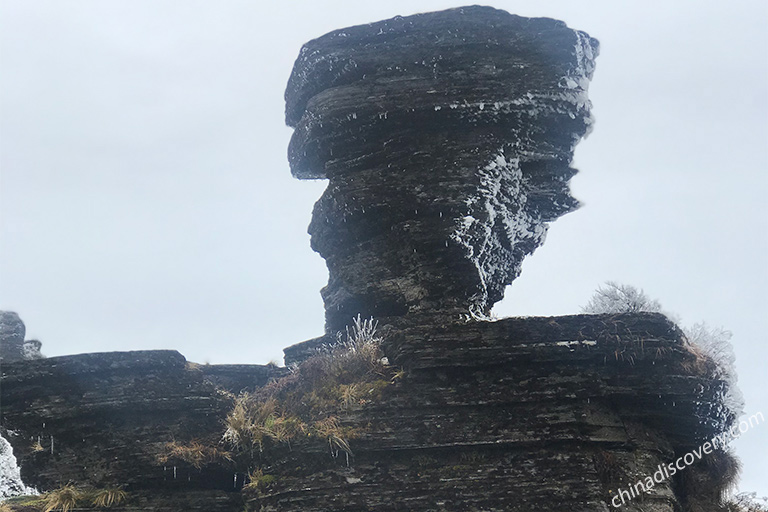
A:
[[286, 6, 598, 331], [0, 6, 741, 512], [0, 315, 737, 512], [0, 350, 283, 509], [272, 314, 737, 512]]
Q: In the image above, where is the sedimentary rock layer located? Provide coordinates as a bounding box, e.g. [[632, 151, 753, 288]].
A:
[[286, 6, 598, 331], [0, 7, 740, 512], [260, 313, 734, 512], [0, 350, 282, 496]]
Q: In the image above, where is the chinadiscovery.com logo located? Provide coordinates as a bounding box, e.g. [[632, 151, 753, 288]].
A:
[[610, 411, 764, 508]]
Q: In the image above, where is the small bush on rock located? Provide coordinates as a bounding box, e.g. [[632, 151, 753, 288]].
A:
[[40, 485, 82, 512], [90, 487, 127, 508], [223, 315, 400, 463]]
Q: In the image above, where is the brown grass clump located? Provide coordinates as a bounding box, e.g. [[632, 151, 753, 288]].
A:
[[222, 315, 400, 461], [222, 397, 305, 453], [313, 416, 356, 458], [242, 468, 277, 495], [157, 440, 233, 469], [90, 487, 127, 508], [680, 339, 717, 375], [8, 486, 129, 512], [40, 484, 83, 512]]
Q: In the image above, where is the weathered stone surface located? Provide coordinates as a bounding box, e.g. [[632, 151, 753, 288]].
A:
[[266, 314, 735, 511], [1, 314, 737, 511], [0, 350, 283, 502], [0, 7, 740, 512], [0, 312, 26, 362], [0, 312, 44, 362], [286, 6, 598, 331]]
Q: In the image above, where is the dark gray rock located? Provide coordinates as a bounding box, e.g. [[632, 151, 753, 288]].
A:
[[286, 6, 598, 331], [0, 312, 44, 362], [0, 350, 283, 494], [0, 312, 26, 363], [0, 7, 740, 512], [267, 314, 736, 512]]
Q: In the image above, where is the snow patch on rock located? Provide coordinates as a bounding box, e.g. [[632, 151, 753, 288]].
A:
[[0, 434, 37, 499], [451, 151, 548, 317]]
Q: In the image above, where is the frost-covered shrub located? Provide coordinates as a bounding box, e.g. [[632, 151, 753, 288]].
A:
[[21, 340, 43, 360], [222, 315, 399, 464], [725, 492, 768, 512], [581, 281, 663, 314], [582, 282, 744, 420], [684, 323, 745, 419]]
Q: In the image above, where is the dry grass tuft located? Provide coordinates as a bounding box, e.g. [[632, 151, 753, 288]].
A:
[[313, 416, 356, 457], [90, 487, 127, 508], [242, 468, 277, 494], [157, 440, 233, 469], [222, 315, 399, 462], [680, 339, 716, 375], [40, 484, 83, 512]]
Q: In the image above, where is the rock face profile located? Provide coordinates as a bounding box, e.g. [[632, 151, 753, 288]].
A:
[[0, 7, 742, 512], [286, 6, 598, 331]]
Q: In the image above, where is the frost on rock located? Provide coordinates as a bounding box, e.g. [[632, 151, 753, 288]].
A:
[[0, 435, 36, 498], [285, 6, 598, 330], [1, 312, 44, 362], [686, 323, 745, 422], [451, 152, 549, 317]]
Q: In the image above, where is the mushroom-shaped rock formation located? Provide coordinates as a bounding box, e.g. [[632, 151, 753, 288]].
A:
[[285, 6, 598, 331], [0, 8, 742, 512]]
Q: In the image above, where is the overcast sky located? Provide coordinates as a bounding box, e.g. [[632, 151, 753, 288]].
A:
[[1, 0, 766, 496]]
